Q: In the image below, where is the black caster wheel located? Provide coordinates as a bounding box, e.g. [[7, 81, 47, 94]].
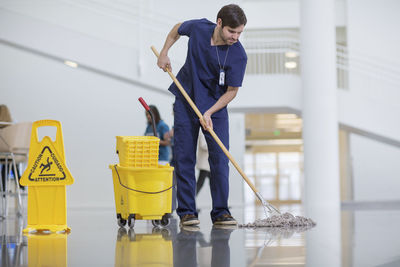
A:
[[117, 214, 127, 227], [160, 215, 171, 227], [128, 214, 135, 229], [152, 215, 171, 228], [151, 220, 161, 228]]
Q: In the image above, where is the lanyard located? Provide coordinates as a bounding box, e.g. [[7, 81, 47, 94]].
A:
[[216, 46, 229, 70], [216, 46, 229, 86]]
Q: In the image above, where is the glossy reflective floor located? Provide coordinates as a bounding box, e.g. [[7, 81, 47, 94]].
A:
[[1, 198, 400, 267]]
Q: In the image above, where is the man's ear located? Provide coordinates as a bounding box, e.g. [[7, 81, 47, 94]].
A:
[[216, 18, 222, 27]]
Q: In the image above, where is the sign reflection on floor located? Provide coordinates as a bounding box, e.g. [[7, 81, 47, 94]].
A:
[[26, 232, 68, 267]]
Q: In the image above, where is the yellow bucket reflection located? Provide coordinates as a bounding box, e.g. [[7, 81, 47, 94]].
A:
[[115, 228, 172, 266]]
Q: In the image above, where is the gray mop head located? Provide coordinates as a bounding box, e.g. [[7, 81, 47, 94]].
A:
[[239, 212, 316, 228]]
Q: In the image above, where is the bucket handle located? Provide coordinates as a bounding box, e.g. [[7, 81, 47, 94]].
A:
[[114, 165, 174, 194]]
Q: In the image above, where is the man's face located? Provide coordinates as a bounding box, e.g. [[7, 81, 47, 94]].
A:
[[217, 19, 244, 45]]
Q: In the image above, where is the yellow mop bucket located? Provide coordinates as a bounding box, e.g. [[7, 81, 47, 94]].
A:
[[109, 163, 173, 228], [111, 98, 173, 228], [20, 120, 74, 233]]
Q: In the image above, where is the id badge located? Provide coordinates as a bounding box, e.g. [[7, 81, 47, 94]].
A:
[[219, 69, 225, 86]]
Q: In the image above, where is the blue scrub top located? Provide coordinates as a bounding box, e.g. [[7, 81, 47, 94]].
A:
[[168, 18, 247, 117], [144, 120, 170, 162]]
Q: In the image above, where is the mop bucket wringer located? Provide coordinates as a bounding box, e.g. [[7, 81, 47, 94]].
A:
[[110, 135, 174, 229], [116, 136, 159, 168]]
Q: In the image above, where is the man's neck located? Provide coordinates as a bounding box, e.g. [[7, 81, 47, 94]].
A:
[[212, 27, 225, 46]]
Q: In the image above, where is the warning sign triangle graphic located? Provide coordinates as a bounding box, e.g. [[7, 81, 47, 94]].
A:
[[21, 136, 74, 186], [29, 146, 65, 181]]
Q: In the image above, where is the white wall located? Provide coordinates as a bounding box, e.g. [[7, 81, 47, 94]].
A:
[[351, 134, 400, 201], [344, 0, 400, 143], [345, 0, 400, 142], [0, 9, 139, 81], [231, 75, 302, 112], [337, 88, 400, 143], [347, 0, 400, 63], [344, 0, 400, 202], [243, 0, 346, 28]]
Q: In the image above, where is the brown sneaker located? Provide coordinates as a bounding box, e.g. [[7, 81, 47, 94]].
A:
[[180, 214, 200, 226], [213, 214, 237, 225]]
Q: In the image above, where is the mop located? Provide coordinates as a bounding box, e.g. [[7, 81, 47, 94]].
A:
[[151, 46, 315, 228]]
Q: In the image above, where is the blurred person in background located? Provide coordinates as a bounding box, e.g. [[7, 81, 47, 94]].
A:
[[144, 105, 171, 165]]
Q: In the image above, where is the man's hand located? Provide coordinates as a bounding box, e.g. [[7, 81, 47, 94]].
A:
[[157, 22, 181, 72], [157, 53, 172, 72], [199, 86, 238, 131], [201, 111, 213, 131]]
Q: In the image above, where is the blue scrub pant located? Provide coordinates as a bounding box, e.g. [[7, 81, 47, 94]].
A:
[[173, 98, 231, 222]]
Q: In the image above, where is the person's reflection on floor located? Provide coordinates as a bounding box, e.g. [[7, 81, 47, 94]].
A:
[[173, 226, 201, 267], [210, 225, 235, 267], [173, 225, 235, 267]]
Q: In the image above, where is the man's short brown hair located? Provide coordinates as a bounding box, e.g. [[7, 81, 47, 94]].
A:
[[217, 4, 247, 28]]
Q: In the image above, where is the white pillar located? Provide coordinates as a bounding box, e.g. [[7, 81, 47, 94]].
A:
[[300, 0, 341, 266]]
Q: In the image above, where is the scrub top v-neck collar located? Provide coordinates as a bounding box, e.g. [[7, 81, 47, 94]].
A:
[[209, 26, 229, 49]]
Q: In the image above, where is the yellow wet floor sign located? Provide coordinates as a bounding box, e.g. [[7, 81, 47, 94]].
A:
[[20, 120, 74, 233]]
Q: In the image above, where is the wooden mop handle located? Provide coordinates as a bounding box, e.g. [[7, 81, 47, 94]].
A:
[[151, 45, 259, 194], [150, 46, 204, 121]]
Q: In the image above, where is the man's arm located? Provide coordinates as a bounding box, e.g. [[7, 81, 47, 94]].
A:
[[201, 86, 239, 131], [157, 23, 182, 72]]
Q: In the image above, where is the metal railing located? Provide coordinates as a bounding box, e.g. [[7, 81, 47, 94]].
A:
[[242, 29, 349, 89], [336, 44, 349, 89]]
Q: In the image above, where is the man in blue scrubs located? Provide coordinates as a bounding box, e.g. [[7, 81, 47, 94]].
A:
[[157, 4, 247, 227]]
